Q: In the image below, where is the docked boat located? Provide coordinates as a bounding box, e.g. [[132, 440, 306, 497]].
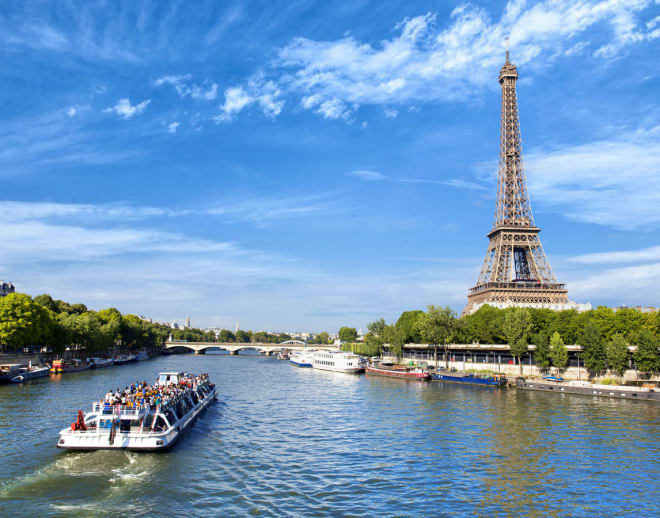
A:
[[1, 364, 23, 384], [50, 359, 92, 374], [290, 349, 314, 368], [516, 378, 660, 402], [87, 357, 115, 369], [10, 363, 50, 383], [312, 350, 366, 373], [366, 363, 431, 380], [135, 350, 149, 361], [432, 370, 507, 387], [113, 354, 137, 365], [277, 349, 290, 360], [57, 372, 216, 451]]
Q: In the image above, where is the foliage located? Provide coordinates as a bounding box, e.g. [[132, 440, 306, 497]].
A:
[[316, 331, 330, 344], [395, 310, 424, 344], [235, 330, 251, 343], [605, 334, 629, 377], [579, 322, 606, 375], [341, 341, 381, 357], [218, 329, 236, 342], [633, 329, 660, 374], [503, 308, 531, 374], [338, 326, 358, 342], [550, 331, 568, 371], [415, 305, 457, 346], [0, 293, 51, 350], [384, 325, 405, 360], [533, 330, 551, 372]]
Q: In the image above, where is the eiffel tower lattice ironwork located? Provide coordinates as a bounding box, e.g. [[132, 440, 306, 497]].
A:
[[464, 48, 568, 315]]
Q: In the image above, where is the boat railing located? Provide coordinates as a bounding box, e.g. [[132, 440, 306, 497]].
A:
[[92, 402, 150, 416]]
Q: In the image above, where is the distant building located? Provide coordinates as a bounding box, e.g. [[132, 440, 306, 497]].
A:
[[171, 322, 180, 329], [614, 305, 658, 313], [468, 300, 592, 314], [0, 281, 15, 297], [185, 316, 191, 328], [138, 315, 153, 323]]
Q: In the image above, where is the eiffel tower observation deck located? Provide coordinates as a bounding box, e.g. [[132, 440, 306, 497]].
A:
[[464, 47, 585, 316]]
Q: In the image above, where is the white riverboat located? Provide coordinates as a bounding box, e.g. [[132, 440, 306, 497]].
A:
[[312, 350, 366, 374], [57, 372, 216, 451], [290, 349, 314, 368]]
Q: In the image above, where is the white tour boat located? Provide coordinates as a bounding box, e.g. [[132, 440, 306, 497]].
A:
[[57, 372, 216, 451], [289, 349, 314, 368], [312, 350, 366, 374]]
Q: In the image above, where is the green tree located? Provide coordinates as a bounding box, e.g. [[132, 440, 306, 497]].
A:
[[235, 330, 250, 343], [533, 330, 551, 372], [550, 331, 568, 371], [338, 327, 358, 342], [633, 329, 659, 375], [416, 305, 457, 368], [395, 310, 424, 344], [218, 329, 236, 342], [503, 308, 532, 374], [33, 294, 59, 313], [579, 322, 606, 375], [316, 331, 330, 344], [606, 333, 629, 377], [0, 293, 51, 351], [384, 325, 404, 361]]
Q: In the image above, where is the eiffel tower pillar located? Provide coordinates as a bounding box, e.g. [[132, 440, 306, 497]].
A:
[[464, 48, 568, 315]]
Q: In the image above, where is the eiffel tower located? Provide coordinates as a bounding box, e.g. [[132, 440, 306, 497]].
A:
[[464, 46, 568, 315]]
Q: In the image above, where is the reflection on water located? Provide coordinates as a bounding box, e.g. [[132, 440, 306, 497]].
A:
[[1, 355, 659, 517]]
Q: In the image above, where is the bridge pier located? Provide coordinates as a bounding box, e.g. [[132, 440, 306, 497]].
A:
[[230, 350, 238, 355], [194, 349, 204, 355]]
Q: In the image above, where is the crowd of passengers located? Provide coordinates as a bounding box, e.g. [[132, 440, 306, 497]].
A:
[[101, 373, 210, 411]]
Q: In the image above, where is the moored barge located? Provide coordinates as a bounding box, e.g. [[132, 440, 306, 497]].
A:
[[432, 371, 507, 387], [57, 371, 216, 451], [366, 364, 431, 380], [516, 378, 660, 402]]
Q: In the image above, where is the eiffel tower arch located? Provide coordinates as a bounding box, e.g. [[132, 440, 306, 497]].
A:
[[464, 48, 578, 316]]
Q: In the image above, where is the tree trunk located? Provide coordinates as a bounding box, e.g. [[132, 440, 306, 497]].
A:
[[519, 356, 523, 376]]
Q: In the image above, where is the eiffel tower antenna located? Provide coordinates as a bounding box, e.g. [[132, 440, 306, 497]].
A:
[[463, 47, 569, 315]]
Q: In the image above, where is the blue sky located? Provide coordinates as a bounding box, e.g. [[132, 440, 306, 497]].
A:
[[1, 0, 660, 332]]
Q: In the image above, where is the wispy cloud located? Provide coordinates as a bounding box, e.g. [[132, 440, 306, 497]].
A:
[[167, 121, 180, 134], [215, 80, 285, 121], [570, 245, 660, 264], [348, 169, 489, 190], [270, 1, 659, 119], [154, 75, 218, 101], [524, 125, 660, 230], [104, 98, 151, 119]]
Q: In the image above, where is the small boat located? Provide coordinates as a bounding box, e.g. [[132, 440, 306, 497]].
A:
[[57, 372, 216, 451], [312, 350, 366, 373], [87, 357, 115, 369], [50, 359, 92, 374], [366, 363, 431, 380], [542, 375, 563, 382], [1, 364, 23, 384], [114, 354, 137, 365], [431, 370, 507, 387], [290, 349, 314, 368], [277, 349, 290, 360], [135, 350, 149, 361], [10, 364, 50, 382]]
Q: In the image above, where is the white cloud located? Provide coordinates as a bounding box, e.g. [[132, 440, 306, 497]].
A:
[[316, 98, 352, 120], [104, 98, 151, 119], [66, 107, 77, 117], [191, 82, 218, 101], [349, 170, 389, 181], [570, 245, 660, 264], [214, 80, 285, 122], [274, 1, 658, 115], [524, 125, 660, 230], [384, 107, 398, 119], [167, 121, 180, 134]]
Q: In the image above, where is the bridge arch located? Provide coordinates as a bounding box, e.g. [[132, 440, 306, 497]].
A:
[[280, 339, 306, 345]]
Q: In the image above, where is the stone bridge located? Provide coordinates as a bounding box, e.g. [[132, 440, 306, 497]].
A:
[[164, 341, 337, 355]]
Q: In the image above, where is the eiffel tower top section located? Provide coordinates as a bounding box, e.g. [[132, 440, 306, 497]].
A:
[[493, 45, 535, 231]]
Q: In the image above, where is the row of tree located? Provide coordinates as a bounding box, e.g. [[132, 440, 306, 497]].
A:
[[0, 292, 335, 354], [356, 305, 660, 375]]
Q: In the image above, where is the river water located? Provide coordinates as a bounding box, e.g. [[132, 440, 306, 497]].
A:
[[1, 353, 659, 517]]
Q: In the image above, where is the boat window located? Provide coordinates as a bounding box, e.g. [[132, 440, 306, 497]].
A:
[[158, 374, 168, 385]]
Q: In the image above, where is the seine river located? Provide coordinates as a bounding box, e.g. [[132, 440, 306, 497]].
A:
[[1, 353, 659, 517]]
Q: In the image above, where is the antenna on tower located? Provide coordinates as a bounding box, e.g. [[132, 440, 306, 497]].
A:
[[505, 37, 510, 63]]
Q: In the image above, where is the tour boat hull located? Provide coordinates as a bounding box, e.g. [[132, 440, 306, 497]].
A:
[[289, 360, 312, 368], [431, 373, 507, 387], [57, 387, 216, 451], [366, 366, 431, 380], [516, 378, 660, 401]]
